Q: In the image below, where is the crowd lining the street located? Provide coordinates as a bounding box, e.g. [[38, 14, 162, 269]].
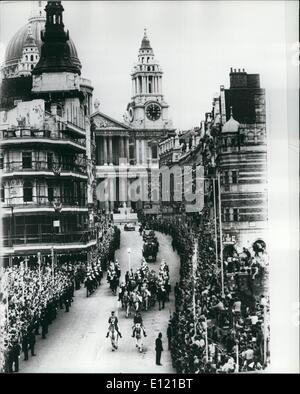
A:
[[142, 215, 269, 374], [0, 223, 120, 373]]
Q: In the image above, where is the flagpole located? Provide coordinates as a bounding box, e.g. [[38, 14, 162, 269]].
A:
[[263, 301, 267, 365], [38, 252, 42, 288], [235, 341, 239, 372], [212, 178, 218, 271], [51, 247, 55, 283], [217, 173, 225, 297], [192, 240, 197, 337], [205, 317, 209, 362]]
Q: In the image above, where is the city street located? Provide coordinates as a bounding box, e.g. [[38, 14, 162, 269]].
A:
[[20, 226, 179, 373]]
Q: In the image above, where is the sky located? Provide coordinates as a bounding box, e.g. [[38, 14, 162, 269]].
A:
[[0, 0, 291, 130]]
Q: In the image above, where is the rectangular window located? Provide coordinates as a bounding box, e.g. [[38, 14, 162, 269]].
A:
[[233, 208, 239, 221], [232, 171, 238, 184], [151, 145, 158, 159], [224, 171, 230, 191], [224, 171, 229, 184], [22, 152, 32, 169], [225, 208, 230, 222], [23, 181, 33, 202], [47, 152, 53, 170], [1, 185, 4, 202], [48, 184, 54, 202]]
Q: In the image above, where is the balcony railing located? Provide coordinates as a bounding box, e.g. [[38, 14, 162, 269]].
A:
[[1, 195, 87, 209], [1, 160, 87, 175], [1, 128, 86, 148], [2, 231, 95, 247]]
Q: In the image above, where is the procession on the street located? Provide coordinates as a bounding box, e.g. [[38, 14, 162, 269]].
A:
[[2, 0, 297, 376]]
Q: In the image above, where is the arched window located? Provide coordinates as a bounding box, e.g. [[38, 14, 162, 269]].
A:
[[53, 14, 56, 24], [151, 145, 158, 159], [147, 57, 150, 63], [25, 55, 28, 61], [23, 181, 33, 202], [30, 55, 34, 61], [142, 57, 144, 63]]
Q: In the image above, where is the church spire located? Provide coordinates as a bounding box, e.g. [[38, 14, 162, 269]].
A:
[[32, 1, 81, 76], [140, 28, 152, 50]]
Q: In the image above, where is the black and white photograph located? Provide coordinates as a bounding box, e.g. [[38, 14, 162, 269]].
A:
[[0, 0, 298, 377]]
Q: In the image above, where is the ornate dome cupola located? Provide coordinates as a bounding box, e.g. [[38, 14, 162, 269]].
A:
[[222, 107, 240, 133], [17, 24, 40, 77], [32, 1, 81, 76]]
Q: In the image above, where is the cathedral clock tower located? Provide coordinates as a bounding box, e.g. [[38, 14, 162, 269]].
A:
[[125, 29, 172, 130]]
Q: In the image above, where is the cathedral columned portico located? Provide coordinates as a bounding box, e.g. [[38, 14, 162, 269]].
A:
[[92, 30, 175, 213]]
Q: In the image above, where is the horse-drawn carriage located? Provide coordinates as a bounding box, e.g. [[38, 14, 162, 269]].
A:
[[142, 231, 159, 262]]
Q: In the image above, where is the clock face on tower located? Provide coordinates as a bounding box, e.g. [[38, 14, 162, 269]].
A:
[[145, 103, 161, 121]]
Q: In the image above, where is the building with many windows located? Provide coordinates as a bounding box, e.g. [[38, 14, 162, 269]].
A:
[[0, 1, 96, 265], [158, 69, 268, 253]]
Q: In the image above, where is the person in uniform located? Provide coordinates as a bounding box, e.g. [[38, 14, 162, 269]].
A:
[[106, 311, 122, 338], [155, 333, 163, 366], [8, 340, 21, 373], [132, 312, 147, 337], [21, 332, 29, 361], [28, 330, 36, 357]]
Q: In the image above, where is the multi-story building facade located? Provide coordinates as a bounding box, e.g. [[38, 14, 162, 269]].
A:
[[91, 30, 175, 213], [0, 1, 96, 266], [158, 69, 268, 254], [213, 69, 267, 252]]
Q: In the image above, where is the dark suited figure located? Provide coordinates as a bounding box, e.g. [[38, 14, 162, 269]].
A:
[[63, 292, 70, 312], [8, 341, 20, 373], [21, 334, 29, 361], [167, 322, 173, 350], [41, 312, 48, 339], [157, 286, 166, 311], [28, 331, 36, 356], [155, 333, 163, 366]]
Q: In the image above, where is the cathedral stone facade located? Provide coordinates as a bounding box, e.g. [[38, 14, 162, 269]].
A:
[[92, 29, 175, 213]]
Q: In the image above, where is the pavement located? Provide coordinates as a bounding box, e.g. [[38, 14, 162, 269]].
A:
[[20, 226, 179, 373]]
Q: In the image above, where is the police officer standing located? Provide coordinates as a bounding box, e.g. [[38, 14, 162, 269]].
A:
[[28, 330, 36, 357], [21, 332, 29, 361], [155, 332, 163, 366]]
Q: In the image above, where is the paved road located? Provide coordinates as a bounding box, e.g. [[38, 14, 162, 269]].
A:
[[20, 226, 179, 373]]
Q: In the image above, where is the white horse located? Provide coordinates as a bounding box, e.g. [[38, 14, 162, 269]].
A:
[[133, 323, 144, 353], [108, 324, 119, 351]]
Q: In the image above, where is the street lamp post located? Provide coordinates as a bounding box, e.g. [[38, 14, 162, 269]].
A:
[[127, 247, 131, 272]]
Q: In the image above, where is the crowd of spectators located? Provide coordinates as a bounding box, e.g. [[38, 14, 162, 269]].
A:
[[143, 214, 269, 374], [0, 223, 120, 373]]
